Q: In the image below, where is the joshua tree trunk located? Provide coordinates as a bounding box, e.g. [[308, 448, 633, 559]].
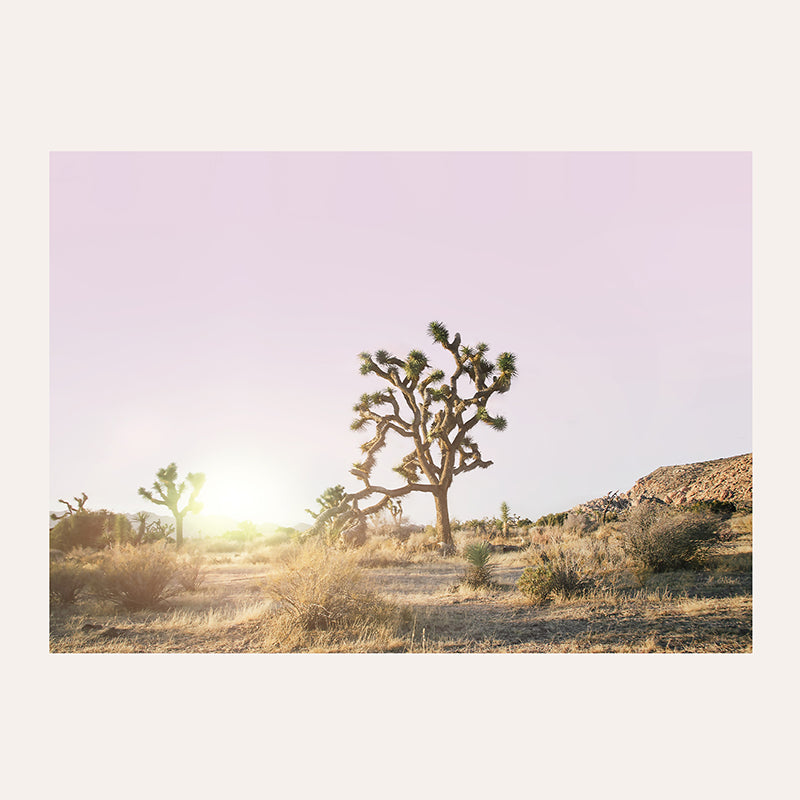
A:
[[434, 490, 454, 553], [174, 514, 184, 549]]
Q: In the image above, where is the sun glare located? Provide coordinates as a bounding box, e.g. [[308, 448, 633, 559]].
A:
[[201, 463, 278, 522]]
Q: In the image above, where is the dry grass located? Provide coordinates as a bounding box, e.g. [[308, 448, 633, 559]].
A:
[[258, 542, 407, 652], [50, 514, 752, 653]]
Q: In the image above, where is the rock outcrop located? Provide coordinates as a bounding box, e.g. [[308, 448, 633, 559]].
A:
[[574, 453, 752, 517], [622, 453, 752, 511]]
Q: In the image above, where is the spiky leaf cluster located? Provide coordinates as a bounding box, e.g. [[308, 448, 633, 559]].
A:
[[349, 324, 516, 495]]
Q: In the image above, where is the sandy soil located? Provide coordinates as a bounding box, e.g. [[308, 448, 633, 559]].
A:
[[50, 532, 752, 653]]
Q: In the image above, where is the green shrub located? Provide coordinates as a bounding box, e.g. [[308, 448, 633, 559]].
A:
[[462, 541, 496, 587], [687, 499, 737, 517], [621, 504, 721, 572], [50, 560, 94, 605], [92, 544, 184, 609], [517, 565, 555, 604], [534, 511, 568, 527], [518, 544, 593, 603]]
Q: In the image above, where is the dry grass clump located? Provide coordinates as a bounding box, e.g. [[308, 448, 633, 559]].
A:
[[518, 542, 595, 604], [403, 530, 442, 555], [620, 504, 722, 572], [92, 543, 187, 610], [353, 536, 409, 567], [50, 560, 95, 605], [174, 552, 207, 593], [259, 543, 406, 652], [728, 513, 752, 536], [244, 546, 273, 564]]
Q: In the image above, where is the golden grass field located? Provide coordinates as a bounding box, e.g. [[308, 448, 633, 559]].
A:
[[49, 513, 752, 654]]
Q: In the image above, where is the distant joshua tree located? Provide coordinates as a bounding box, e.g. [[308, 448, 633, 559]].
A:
[[138, 463, 205, 548], [132, 512, 176, 545], [50, 492, 89, 521], [306, 321, 517, 553], [499, 501, 511, 537], [387, 497, 404, 528]]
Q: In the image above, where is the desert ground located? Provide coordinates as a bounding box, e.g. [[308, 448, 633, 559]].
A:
[[49, 513, 752, 654]]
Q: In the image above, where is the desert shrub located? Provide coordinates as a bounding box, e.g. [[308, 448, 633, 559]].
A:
[[462, 541, 496, 588], [92, 544, 184, 609], [621, 504, 721, 572], [518, 565, 555, 604], [261, 528, 295, 547], [563, 510, 598, 535], [728, 514, 752, 536], [50, 561, 94, 605], [519, 544, 593, 603], [355, 536, 408, 568], [175, 553, 206, 593], [50, 510, 132, 551], [245, 547, 273, 564], [687, 499, 736, 517], [404, 530, 440, 554], [263, 544, 398, 636], [197, 537, 243, 554], [534, 511, 568, 527]]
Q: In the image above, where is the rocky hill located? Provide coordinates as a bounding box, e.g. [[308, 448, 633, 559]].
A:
[[578, 453, 752, 516]]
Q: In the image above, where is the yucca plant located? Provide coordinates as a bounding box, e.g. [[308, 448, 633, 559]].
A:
[[462, 541, 496, 588]]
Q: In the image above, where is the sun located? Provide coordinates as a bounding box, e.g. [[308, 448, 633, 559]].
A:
[[200, 462, 277, 522]]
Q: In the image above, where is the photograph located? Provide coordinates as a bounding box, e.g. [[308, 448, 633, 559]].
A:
[[49, 151, 752, 654]]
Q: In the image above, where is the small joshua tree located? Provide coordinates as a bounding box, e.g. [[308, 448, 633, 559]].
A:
[[499, 501, 512, 537], [133, 512, 150, 545], [138, 463, 205, 549], [132, 512, 175, 545], [305, 485, 349, 544], [307, 321, 516, 553], [387, 497, 404, 529]]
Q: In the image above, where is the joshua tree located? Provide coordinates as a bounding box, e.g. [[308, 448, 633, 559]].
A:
[[133, 512, 150, 545], [387, 497, 404, 528], [499, 501, 511, 537], [305, 485, 349, 544], [308, 321, 516, 553], [138, 463, 205, 548], [146, 518, 176, 543], [50, 492, 89, 521]]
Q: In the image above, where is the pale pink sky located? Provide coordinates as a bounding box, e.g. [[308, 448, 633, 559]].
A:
[[50, 152, 751, 526]]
